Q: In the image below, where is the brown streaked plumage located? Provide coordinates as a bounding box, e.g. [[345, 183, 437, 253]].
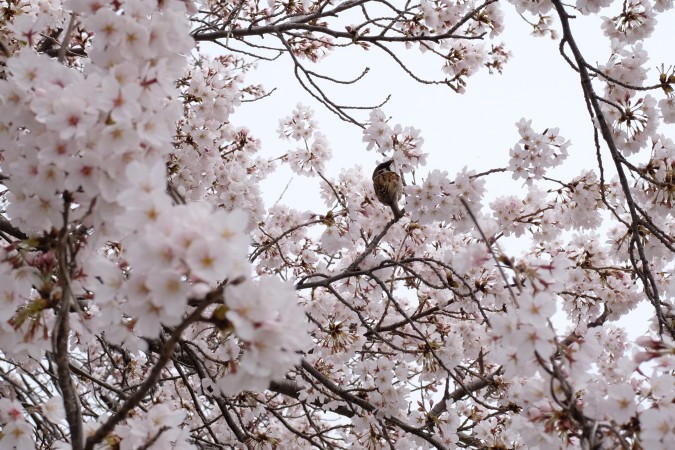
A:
[[372, 160, 403, 219]]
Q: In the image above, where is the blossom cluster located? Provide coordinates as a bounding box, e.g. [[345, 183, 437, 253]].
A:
[[1, 0, 192, 236], [0, 1, 311, 447], [0, 398, 35, 450], [0, 0, 199, 364], [278, 104, 333, 175], [508, 118, 570, 182], [171, 54, 268, 225], [100, 203, 250, 341], [115, 404, 192, 450], [406, 167, 486, 225], [216, 276, 312, 394], [362, 108, 427, 170], [489, 255, 570, 377]]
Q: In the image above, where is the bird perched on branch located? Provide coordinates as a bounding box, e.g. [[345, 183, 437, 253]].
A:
[[372, 159, 403, 219]]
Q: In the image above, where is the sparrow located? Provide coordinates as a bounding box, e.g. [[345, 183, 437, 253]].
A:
[[372, 159, 403, 219]]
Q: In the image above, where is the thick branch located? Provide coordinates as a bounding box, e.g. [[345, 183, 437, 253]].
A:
[[53, 201, 83, 450], [551, 0, 674, 338]]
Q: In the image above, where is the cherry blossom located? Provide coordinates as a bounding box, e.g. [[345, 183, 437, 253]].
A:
[[0, 0, 673, 449]]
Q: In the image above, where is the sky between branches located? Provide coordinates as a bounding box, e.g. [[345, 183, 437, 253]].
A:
[[216, 6, 675, 340]]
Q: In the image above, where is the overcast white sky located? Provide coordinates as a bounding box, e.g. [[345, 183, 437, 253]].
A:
[[229, 5, 675, 337], [235, 7, 673, 205]]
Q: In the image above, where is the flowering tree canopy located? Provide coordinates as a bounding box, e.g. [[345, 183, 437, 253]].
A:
[[1, 0, 674, 449]]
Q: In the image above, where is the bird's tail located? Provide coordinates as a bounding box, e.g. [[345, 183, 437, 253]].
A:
[[390, 202, 402, 220]]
